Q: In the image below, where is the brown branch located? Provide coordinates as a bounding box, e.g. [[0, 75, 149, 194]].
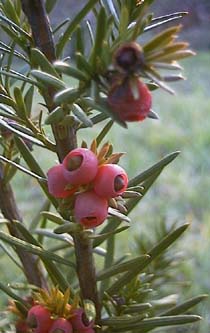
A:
[[0, 164, 46, 288], [21, 0, 56, 61], [73, 234, 101, 321], [20, 0, 101, 321], [21, 0, 77, 161]]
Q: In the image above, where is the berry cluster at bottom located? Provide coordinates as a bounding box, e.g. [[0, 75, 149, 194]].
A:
[[25, 305, 94, 333]]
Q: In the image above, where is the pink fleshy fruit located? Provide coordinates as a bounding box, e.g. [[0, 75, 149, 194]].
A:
[[27, 305, 53, 333], [70, 308, 94, 331], [47, 164, 76, 198], [74, 191, 108, 228], [62, 148, 98, 185], [94, 164, 128, 198]]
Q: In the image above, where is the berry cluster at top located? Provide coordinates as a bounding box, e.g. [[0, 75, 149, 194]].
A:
[[47, 146, 128, 228]]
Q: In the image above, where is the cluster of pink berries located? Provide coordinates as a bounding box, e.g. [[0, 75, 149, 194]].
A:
[[26, 305, 94, 333], [47, 147, 128, 228]]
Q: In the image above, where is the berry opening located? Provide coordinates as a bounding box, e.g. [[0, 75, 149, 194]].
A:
[[81, 216, 98, 228], [114, 175, 126, 192], [67, 154, 83, 171]]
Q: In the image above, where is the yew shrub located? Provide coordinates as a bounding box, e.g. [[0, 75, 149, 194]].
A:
[[0, 1, 206, 333]]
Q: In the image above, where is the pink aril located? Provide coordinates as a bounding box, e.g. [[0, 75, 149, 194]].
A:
[[27, 305, 53, 333], [62, 148, 98, 185], [94, 164, 128, 198], [74, 191, 108, 228], [70, 308, 94, 331], [47, 164, 76, 198]]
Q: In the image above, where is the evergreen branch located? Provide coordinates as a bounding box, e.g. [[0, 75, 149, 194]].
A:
[[20, 0, 101, 323]]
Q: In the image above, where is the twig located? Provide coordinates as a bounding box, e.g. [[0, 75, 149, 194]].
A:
[[0, 163, 46, 288], [73, 233, 101, 321]]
